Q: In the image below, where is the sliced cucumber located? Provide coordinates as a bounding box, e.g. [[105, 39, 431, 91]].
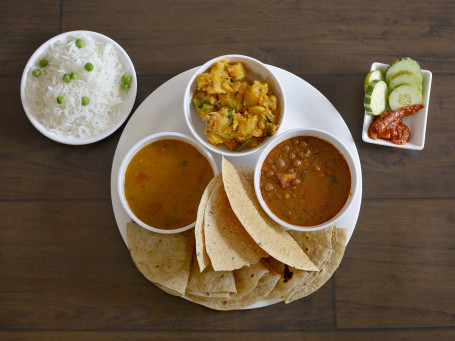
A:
[[388, 71, 422, 92], [364, 80, 388, 115], [388, 83, 423, 111], [385, 57, 423, 84], [364, 70, 385, 92]]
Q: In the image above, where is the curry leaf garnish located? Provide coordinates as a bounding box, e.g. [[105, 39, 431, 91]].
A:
[[237, 137, 252, 151]]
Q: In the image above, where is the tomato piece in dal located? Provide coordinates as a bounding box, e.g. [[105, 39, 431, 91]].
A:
[[260, 136, 351, 227], [124, 139, 214, 230]]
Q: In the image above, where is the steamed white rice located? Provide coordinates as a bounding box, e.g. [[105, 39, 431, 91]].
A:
[[24, 34, 130, 138]]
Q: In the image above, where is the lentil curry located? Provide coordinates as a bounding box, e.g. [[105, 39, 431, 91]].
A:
[[124, 139, 214, 230], [259, 136, 351, 226]]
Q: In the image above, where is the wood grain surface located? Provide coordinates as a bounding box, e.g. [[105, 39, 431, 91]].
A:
[[1, 0, 454, 339]]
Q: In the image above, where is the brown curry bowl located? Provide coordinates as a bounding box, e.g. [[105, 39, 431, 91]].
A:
[[118, 132, 218, 234], [254, 128, 359, 232]]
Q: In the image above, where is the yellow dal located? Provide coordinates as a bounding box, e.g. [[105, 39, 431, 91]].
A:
[[124, 139, 214, 230]]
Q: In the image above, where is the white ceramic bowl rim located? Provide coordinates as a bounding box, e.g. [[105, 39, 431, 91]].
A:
[[117, 131, 219, 234], [20, 30, 137, 145], [254, 128, 359, 232], [183, 54, 286, 157]]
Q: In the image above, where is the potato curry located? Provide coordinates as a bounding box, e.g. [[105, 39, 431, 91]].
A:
[[192, 59, 281, 151]]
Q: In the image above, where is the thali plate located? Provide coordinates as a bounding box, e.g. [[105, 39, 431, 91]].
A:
[[110, 65, 363, 308]]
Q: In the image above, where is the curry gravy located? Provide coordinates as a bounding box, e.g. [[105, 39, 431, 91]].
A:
[[124, 139, 214, 229], [260, 136, 351, 226]]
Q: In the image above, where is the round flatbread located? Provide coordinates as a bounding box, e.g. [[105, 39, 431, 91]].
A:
[[221, 157, 318, 271], [266, 226, 335, 299], [195, 174, 221, 272], [127, 222, 194, 296], [204, 176, 268, 271], [186, 275, 280, 311], [186, 256, 236, 296], [284, 228, 348, 303]]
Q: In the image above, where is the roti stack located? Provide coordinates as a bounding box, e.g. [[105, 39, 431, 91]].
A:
[[204, 173, 268, 271], [127, 221, 194, 296], [126, 158, 350, 310], [221, 158, 318, 272]]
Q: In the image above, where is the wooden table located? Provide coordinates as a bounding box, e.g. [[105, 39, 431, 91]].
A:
[[1, 0, 454, 339]]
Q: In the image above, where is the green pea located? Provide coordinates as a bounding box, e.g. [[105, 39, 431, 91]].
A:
[[75, 39, 84, 48], [122, 74, 132, 84], [85, 62, 94, 71], [63, 73, 71, 83], [120, 83, 130, 91], [56, 96, 64, 104], [81, 96, 90, 106], [32, 69, 41, 77], [39, 59, 48, 67], [70, 72, 77, 80]]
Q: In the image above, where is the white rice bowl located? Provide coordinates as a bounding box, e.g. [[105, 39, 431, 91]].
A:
[[21, 31, 136, 144]]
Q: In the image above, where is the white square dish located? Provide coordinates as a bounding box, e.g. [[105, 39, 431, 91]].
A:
[[361, 62, 432, 150]]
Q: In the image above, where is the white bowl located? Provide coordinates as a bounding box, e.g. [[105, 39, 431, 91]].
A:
[[254, 128, 360, 232], [362, 62, 432, 150], [183, 54, 286, 157], [117, 132, 218, 234], [20, 30, 137, 145]]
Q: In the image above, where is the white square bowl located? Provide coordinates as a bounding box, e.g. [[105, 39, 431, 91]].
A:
[[361, 62, 432, 150]]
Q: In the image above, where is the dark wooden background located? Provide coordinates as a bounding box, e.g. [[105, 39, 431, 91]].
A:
[[1, 0, 454, 340]]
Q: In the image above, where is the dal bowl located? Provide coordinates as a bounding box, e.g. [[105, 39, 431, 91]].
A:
[[118, 132, 218, 234]]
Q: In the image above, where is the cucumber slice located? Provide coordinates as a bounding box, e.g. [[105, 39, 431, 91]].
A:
[[388, 83, 423, 111], [364, 80, 388, 115], [388, 71, 422, 92], [385, 57, 423, 84], [364, 70, 385, 92]]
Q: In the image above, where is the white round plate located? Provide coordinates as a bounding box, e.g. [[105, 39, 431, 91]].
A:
[[20, 30, 137, 145], [110, 65, 363, 309]]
